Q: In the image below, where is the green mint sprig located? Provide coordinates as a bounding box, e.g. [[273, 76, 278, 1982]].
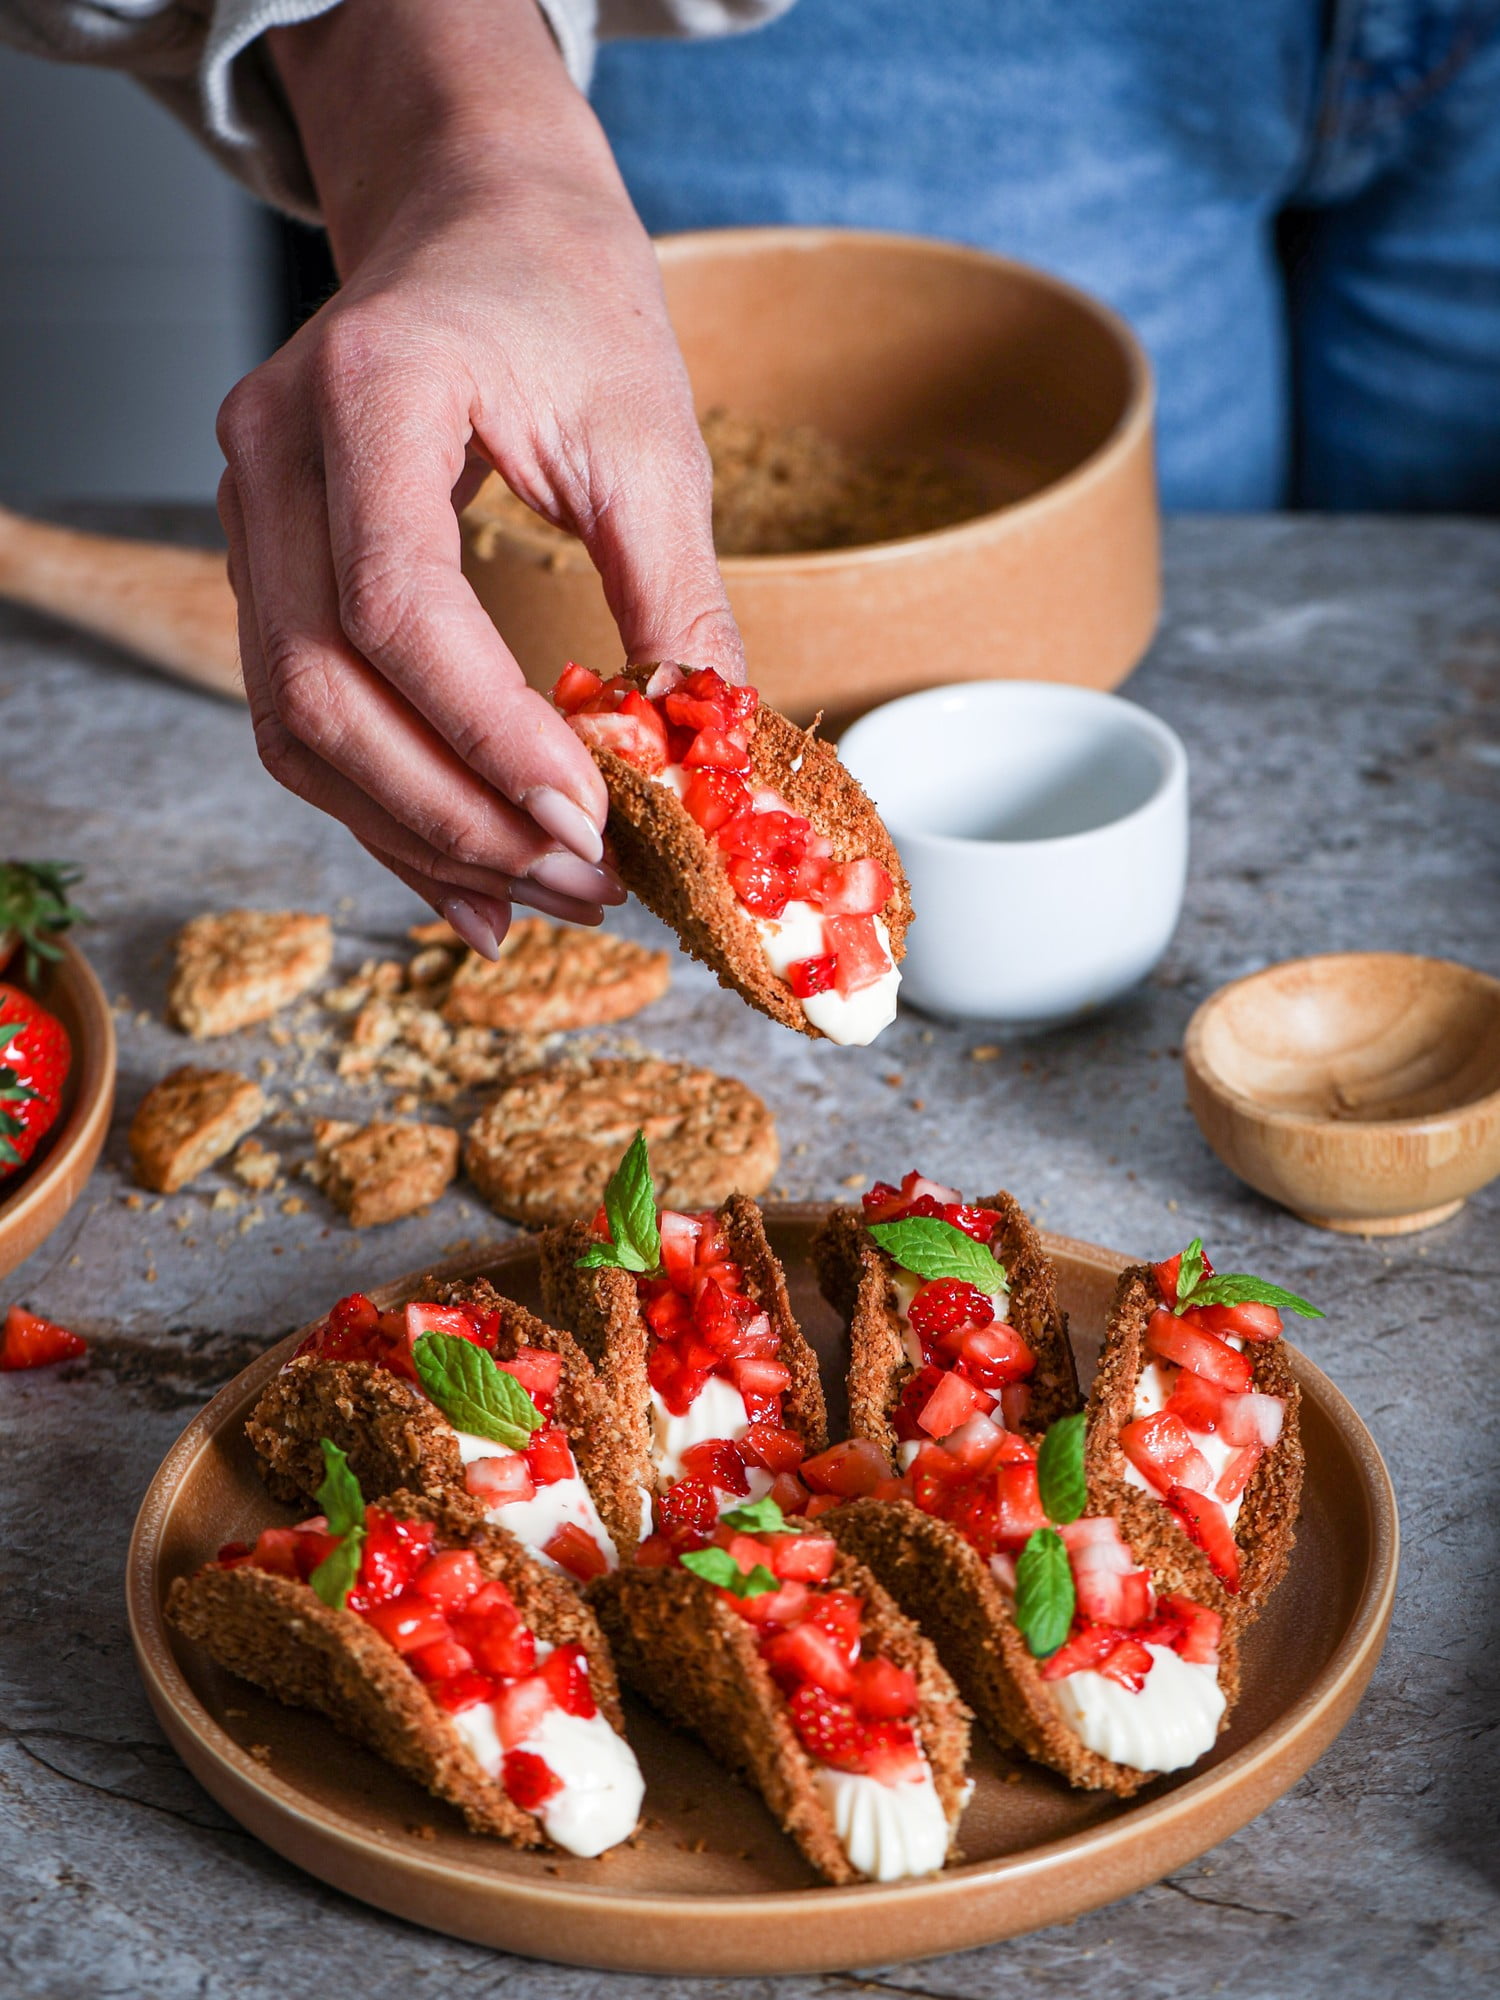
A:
[[721, 1496, 789, 1535], [1035, 1412, 1087, 1526], [1012, 1413, 1089, 1659], [1171, 1237, 1323, 1319], [574, 1130, 661, 1274], [308, 1438, 366, 1612], [680, 1546, 779, 1599], [413, 1332, 544, 1449], [865, 1216, 1006, 1292]]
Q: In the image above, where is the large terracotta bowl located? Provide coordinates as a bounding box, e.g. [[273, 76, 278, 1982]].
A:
[[461, 228, 1160, 727]]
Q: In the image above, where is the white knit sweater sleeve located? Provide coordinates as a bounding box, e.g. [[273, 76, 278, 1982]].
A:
[[0, 1, 796, 219]]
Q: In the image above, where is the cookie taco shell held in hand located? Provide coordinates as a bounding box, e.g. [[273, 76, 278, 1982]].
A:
[[246, 1277, 647, 1575], [552, 661, 912, 1045]]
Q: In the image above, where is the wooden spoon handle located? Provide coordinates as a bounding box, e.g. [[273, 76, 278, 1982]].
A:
[[0, 504, 245, 701]]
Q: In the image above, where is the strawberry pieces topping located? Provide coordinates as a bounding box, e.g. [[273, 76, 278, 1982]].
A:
[[0, 1303, 85, 1370], [906, 1278, 994, 1344], [542, 1523, 610, 1583], [295, 1291, 519, 1394], [1166, 1483, 1242, 1594], [502, 1749, 562, 1812]]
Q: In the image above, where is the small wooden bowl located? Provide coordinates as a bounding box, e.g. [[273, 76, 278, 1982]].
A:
[[462, 227, 1159, 727], [0, 940, 116, 1278], [1185, 953, 1500, 1235]]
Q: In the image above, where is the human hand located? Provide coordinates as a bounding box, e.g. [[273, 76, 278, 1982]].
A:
[[219, 0, 744, 953]]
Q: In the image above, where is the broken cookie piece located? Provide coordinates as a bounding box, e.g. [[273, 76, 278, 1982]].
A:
[[441, 919, 670, 1033], [311, 1117, 459, 1228], [168, 910, 333, 1038], [128, 1066, 267, 1194]]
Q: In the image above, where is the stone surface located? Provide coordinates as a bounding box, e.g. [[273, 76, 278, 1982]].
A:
[[0, 511, 1496, 1999]]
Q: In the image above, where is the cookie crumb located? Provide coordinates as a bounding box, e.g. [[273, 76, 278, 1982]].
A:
[[970, 1045, 1000, 1062], [168, 910, 332, 1038], [128, 1069, 267, 1194]]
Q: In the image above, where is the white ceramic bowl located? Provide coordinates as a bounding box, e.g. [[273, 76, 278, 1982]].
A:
[[839, 681, 1188, 1026]]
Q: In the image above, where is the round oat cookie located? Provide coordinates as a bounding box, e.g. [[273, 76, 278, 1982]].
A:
[[440, 918, 670, 1033], [463, 1058, 778, 1226]]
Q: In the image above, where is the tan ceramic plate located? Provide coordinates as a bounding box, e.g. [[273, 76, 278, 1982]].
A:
[[0, 939, 115, 1279], [128, 1215, 1397, 1975]]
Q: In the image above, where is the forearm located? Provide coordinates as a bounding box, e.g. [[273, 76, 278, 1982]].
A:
[[269, 0, 619, 274]]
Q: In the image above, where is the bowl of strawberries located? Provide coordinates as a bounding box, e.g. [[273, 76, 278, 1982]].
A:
[[0, 862, 114, 1282]]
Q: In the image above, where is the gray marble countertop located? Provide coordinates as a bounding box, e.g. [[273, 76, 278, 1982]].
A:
[[0, 511, 1496, 2000]]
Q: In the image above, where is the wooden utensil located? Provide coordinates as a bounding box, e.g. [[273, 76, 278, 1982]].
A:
[[129, 1215, 1397, 1975], [0, 502, 243, 700], [1185, 952, 1500, 1234]]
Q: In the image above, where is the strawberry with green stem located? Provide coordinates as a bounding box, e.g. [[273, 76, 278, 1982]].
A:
[[0, 984, 71, 1176], [0, 862, 85, 984]]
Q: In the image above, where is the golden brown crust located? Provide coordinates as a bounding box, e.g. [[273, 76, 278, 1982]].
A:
[[245, 1280, 646, 1561], [539, 1197, 828, 1495], [127, 1066, 266, 1194], [165, 1496, 629, 1847], [588, 1551, 968, 1884], [463, 1058, 778, 1228], [822, 1484, 1239, 1799], [1085, 1265, 1305, 1623], [586, 664, 912, 1040], [440, 919, 671, 1032], [168, 910, 333, 1038], [815, 1190, 1080, 1459]]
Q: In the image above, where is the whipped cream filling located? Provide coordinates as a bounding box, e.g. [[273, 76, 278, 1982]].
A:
[[651, 764, 900, 1046], [1121, 1352, 1249, 1530], [449, 1654, 644, 1857], [453, 1430, 619, 1574], [1048, 1643, 1225, 1773], [812, 1761, 950, 1881], [648, 1378, 775, 1513]]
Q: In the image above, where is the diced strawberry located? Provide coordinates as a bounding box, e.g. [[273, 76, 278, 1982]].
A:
[[761, 1620, 857, 1698], [799, 1438, 892, 1498], [768, 1472, 812, 1519], [679, 1438, 751, 1495], [246, 1525, 305, 1579], [656, 1477, 721, 1543], [802, 1493, 841, 1519], [786, 954, 837, 999], [0, 1304, 86, 1370], [1099, 1637, 1155, 1691], [726, 855, 796, 918], [551, 662, 606, 714], [810, 858, 894, 916], [1039, 1625, 1120, 1680], [362, 1595, 452, 1656], [468, 1616, 538, 1681], [1219, 1387, 1285, 1449], [953, 1322, 1035, 1388], [767, 1533, 837, 1583], [540, 1641, 597, 1718], [992, 1460, 1048, 1546], [428, 1670, 499, 1714], [571, 708, 667, 772], [503, 1748, 562, 1811], [658, 1209, 704, 1288], [543, 1523, 610, 1582], [787, 1684, 864, 1771], [1075, 1564, 1152, 1628], [1119, 1411, 1217, 1497], [893, 1364, 948, 1442], [1195, 1300, 1284, 1343], [642, 661, 686, 699], [1163, 1369, 1229, 1433], [730, 1577, 810, 1628], [464, 1579, 518, 1620], [806, 1589, 865, 1654], [918, 1368, 993, 1438], [413, 1550, 486, 1611], [663, 683, 731, 733], [859, 1720, 925, 1784], [850, 1656, 919, 1721], [939, 1413, 1009, 1473], [407, 1635, 475, 1683], [683, 725, 752, 771], [1152, 1592, 1223, 1666], [498, 1345, 563, 1408], [726, 1356, 792, 1400], [521, 1426, 575, 1487], [634, 1531, 677, 1567], [1146, 1309, 1254, 1391], [860, 1180, 908, 1221], [405, 1301, 483, 1347], [737, 1422, 803, 1475], [824, 914, 890, 995], [347, 1510, 435, 1613], [492, 1673, 553, 1747], [464, 1454, 537, 1508], [1215, 1443, 1264, 1503], [907, 1278, 995, 1347], [1152, 1246, 1214, 1309], [1167, 1484, 1241, 1593]]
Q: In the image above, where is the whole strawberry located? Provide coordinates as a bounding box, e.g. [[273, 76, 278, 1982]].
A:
[[0, 984, 71, 1176], [0, 861, 85, 984]]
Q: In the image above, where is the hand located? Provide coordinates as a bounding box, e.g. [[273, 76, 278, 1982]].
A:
[[218, 0, 744, 954]]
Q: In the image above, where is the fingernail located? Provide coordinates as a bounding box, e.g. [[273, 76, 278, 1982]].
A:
[[527, 850, 626, 905], [521, 786, 604, 865], [439, 895, 503, 961], [510, 879, 605, 926]]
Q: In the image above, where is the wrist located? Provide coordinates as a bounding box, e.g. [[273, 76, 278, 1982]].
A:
[[269, 0, 613, 271]]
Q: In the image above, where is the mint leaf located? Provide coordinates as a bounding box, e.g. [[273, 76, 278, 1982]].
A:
[[721, 1496, 787, 1535], [1036, 1413, 1087, 1525], [413, 1332, 544, 1448], [574, 1130, 661, 1274], [680, 1546, 779, 1598], [309, 1438, 365, 1611], [1174, 1237, 1207, 1303], [866, 1217, 1006, 1292], [1180, 1273, 1324, 1319], [1014, 1527, 1075, 1658]]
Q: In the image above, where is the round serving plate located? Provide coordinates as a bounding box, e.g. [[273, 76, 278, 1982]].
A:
[[0, 937, 115, 1279], [128, 1213, 1397, 1975]]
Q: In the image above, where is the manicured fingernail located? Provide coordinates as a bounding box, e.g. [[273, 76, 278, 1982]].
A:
[[527, 850, 626, 905], [521, 786, 604, 865], [510, 879, 604, 926], [439, 895, 502, 961]]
